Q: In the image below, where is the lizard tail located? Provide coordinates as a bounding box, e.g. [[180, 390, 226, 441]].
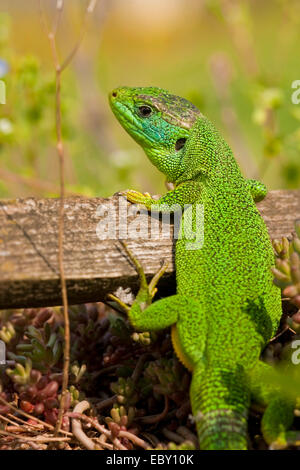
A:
[[190, 366, 250, 450]]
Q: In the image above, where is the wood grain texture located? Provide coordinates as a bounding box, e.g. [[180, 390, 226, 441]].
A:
[[0, 190, 299, 309]]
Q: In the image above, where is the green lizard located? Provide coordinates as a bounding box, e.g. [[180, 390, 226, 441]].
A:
[[108, 86, 296, 450]]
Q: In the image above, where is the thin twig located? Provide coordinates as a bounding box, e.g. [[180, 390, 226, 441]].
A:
[[0, 396, 52, 430], [60, 0, 98, 72], [7, 413, 46, 431], [0, 429, 71, 443], [38, 0, 98, 436], [0, 166, 78, 196], [270, 324, 294, 342], [0, 415, 42, 435], [53, 0, 64, 36], [50, 30, 70, 436], [0, 397, 72, 436], [38, 0, 69, 436]]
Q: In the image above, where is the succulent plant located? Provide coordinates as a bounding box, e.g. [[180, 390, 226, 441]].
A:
[[144, 357, 190, 402], [272, 221, 300, 330], [11, 323, 63, 372]]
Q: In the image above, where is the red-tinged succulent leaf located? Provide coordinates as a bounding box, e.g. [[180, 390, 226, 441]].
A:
[[20, 400, 34, 413], [38, 380, 59, 400], [44, 397, 59, 410], [34, 402, 45, 415], [36, 376, 48, 390]]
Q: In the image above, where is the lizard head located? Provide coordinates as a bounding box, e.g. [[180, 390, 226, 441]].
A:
[[109, 86, 202, 182]]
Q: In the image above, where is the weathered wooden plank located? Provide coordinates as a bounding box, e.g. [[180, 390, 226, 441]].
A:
[[0, 190, 299, 309]]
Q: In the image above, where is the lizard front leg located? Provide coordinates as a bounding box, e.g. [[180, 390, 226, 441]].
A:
[[108, 241, 178, 330], [124, 180, 203, 212], [246, 179, 267, 202]]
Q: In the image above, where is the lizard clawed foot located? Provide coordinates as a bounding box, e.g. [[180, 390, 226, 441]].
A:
[[108, 240, 168, 314], [122, 189, 153, 206], [148, 258, 169, 299], [107, 292, 130, 315], [107, 241, 168, 314], [269, 431, 300, 450], [120, 240, 168, 301]]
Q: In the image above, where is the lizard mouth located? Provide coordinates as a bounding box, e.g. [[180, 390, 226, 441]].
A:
[[109, 94, 157, 145], [109, 93, 143, 131]]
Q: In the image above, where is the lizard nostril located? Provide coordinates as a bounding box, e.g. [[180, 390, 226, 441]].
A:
[[111, 90, 118, 98]]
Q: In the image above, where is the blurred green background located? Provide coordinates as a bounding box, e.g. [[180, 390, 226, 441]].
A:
[[0, 0, 300, 199]]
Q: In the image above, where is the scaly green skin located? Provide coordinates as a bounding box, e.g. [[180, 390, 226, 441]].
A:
[[109, 86, 295, 450]]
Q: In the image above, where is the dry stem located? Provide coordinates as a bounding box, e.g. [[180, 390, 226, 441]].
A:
[[38, 0, 98, 436]]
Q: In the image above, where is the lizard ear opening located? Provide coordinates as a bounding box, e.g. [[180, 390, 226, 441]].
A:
[[175, 137, 187, 151]]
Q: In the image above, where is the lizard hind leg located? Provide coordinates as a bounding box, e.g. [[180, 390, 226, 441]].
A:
[[261, 397, 298, 449], [249, 360, 298, 449]]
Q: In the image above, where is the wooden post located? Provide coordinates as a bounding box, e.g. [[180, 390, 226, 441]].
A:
[[0, 190, 299, 309]]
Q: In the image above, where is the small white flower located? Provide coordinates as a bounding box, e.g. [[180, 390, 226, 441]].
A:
[[0, 118, 13, 135]]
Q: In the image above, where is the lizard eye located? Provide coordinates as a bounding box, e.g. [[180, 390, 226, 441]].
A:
[[138, 105, 152, 117], [175, 137, 187, 151]]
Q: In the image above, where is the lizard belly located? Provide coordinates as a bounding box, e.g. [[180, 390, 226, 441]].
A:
[[171, 324, 194, 372]]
